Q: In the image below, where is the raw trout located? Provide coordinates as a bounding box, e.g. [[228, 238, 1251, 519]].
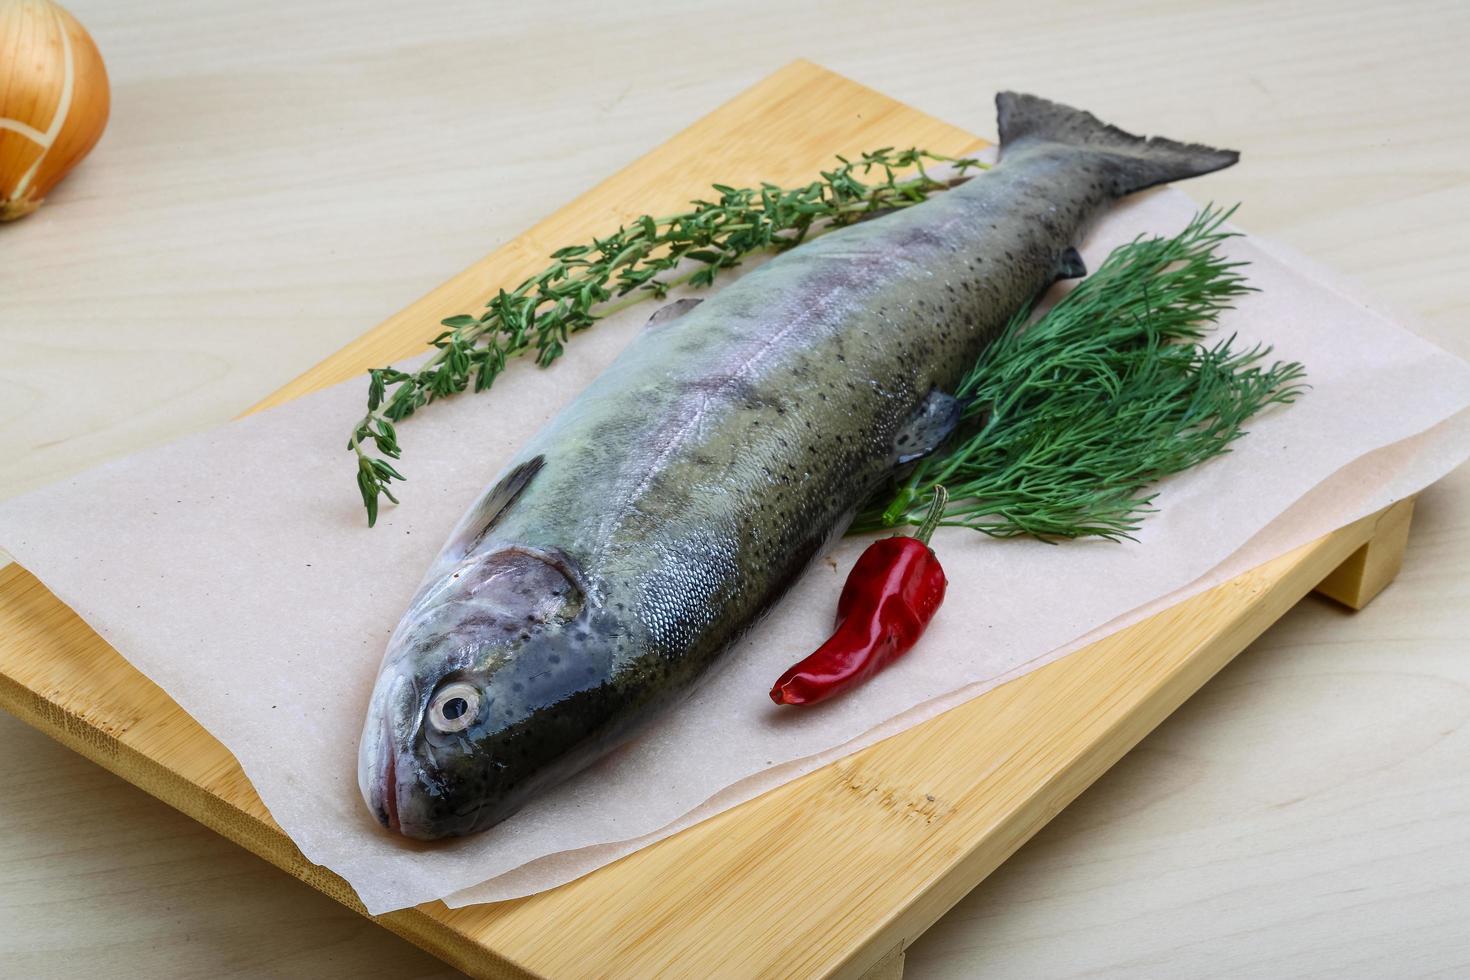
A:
[[360, 93, 1237, 838]]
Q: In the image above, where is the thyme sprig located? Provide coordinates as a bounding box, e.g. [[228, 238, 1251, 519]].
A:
[[351, 148, 985, 525], [855, 206, 1308, 541]]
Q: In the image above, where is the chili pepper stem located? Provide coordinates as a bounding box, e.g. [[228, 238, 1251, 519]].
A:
[[880, 485, 916, 527], [911, 485, 949, 546]]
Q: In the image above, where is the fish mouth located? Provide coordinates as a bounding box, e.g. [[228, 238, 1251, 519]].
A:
[[360, 683, 411, 837], [378, 722, 401, 834], [370, 714, 405, 834]]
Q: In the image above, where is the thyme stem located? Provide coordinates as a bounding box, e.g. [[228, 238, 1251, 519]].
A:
[[350, 148, 985, 525]]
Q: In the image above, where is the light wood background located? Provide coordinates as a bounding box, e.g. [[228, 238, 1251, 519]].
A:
[[1, 0, 1466, 976]]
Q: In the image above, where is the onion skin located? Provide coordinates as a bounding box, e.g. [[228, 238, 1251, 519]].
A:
[[0, 0, 110, 221]]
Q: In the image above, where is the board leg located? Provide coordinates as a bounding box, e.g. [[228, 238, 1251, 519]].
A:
[[1313, 497, 1415, 610], [858, 943, 905, 980]]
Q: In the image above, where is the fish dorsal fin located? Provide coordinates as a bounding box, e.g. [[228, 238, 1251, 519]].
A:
[[893, 389, 963, 465], [446, 455, 545, 559], [645, 297, 703, 328]]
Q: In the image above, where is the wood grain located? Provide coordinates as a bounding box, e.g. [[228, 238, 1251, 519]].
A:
[[1315, 496, 1415, 610], [2, 0, 1467, 975], [0, 59, 1430, 978]]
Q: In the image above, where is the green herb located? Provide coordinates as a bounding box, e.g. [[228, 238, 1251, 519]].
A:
[[854, 206, 1307, 541], [350, 148, 986, 525]]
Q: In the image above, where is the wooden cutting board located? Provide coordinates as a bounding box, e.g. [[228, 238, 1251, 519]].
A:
[[0, 60, 1415, 979]]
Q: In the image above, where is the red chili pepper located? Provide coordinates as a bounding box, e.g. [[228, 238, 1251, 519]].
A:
[[770, 487, 949, 706]]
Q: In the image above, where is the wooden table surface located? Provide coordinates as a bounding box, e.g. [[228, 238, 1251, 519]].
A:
[[2, 0, 1466, 976]]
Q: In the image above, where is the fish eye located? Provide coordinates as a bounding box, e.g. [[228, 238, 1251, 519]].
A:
[[428, 681, 480, 734]]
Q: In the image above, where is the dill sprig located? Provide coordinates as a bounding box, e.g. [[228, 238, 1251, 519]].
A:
[[350, 148, 985, 525], [855, 206, 1308, 541]]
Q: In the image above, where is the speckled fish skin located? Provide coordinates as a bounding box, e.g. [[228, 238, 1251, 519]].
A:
[[359, 92, 1238, 839]]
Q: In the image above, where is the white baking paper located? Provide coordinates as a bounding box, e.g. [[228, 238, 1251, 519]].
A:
[[1, 190, 1467, 916]]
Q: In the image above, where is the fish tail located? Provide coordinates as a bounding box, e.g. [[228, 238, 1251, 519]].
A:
[[996, 92, 1239, 194]]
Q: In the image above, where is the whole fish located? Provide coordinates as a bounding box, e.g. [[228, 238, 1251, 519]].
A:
[[360, 93, 1237, 838]]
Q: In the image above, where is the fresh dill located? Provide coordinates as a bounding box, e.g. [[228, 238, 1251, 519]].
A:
[[854, 206, 1308, 541], [350, 148, 986, 525]]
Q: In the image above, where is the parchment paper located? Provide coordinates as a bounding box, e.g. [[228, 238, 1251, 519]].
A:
[[1, 190, 1467, 915]]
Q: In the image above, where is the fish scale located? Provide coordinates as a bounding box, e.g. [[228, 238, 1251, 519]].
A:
[[359, 92, 1239, 839]]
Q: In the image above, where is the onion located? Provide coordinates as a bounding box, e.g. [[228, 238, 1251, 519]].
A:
[[0, 0, 109, 221]]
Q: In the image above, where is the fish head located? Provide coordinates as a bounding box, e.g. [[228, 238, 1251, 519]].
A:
[[358, 545, 617, 840]]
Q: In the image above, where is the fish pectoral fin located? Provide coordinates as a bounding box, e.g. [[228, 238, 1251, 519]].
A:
[[893, 389, 963, 466], [447, 455, 545, 557], [1056, 246, 1087, 281], [645, 297, 703, 328]]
